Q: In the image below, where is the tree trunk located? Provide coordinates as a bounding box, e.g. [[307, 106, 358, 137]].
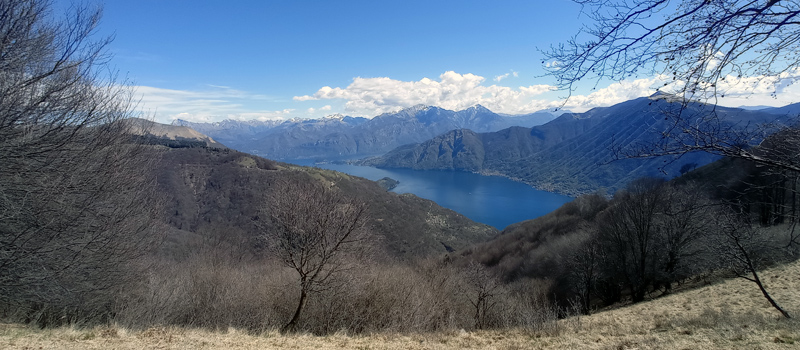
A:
[[281, 288, 308, 333], [750, 269, 792, 319]]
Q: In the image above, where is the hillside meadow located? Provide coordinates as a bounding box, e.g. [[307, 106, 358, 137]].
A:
[[3, 260, 797, 350]]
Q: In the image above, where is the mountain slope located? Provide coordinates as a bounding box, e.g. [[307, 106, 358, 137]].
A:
[[153, 146, 498, 259], [362, 97, 782, 195], [761, 102, 800, 117], [126, 118, 226, 148], [174, 106, 556, 160]]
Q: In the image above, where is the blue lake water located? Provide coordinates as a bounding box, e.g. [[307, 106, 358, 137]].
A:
[[286, 159, 573, 230]]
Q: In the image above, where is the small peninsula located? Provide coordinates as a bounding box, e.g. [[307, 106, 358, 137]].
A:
[[376, 177, 400, 191]]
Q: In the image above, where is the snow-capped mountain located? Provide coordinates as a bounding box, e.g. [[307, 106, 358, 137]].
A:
[[174, 106, 556, 159]]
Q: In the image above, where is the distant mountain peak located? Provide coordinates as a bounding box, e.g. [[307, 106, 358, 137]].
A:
[[403, 104, 431, 113], [649, 90, 685, 103], [322, 113, 346, 120], [466, 104, 492, 113]]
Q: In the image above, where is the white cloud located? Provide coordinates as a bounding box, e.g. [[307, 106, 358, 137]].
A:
[[291, 71, 704, 116], [133, 85, 293, 123], [646, 68, 800, 108], [711, 68, 800, 105], [293, 95, 316, 102], [494, 70, 520, 82], [555, 78, 661, 112], [547, 71, 800, 112], [494, 73, 510, 82], [231, 110, 295, 122], [545, 61, 560, 68], [293, 71, 558, 117], [306, 105, 332, 114]]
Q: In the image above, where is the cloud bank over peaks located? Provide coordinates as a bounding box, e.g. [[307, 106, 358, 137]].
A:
[[134, 70, 799, 125], [291, 71, 720, 117], [294, 71, 560, 117], [556, 78, 661, 111], [646, 68, 800, 108]]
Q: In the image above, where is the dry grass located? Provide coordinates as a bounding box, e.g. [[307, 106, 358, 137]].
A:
[[2, 260, 798, 350]]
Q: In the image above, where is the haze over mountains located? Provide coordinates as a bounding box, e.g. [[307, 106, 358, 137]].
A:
[[174, 105, 557, 159]]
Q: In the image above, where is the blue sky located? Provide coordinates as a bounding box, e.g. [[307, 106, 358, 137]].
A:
[[59, 0, 800, 123]]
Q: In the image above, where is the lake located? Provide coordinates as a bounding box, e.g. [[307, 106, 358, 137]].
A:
[[286, 160, 573, 230]]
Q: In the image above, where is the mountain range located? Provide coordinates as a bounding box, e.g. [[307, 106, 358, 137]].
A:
[[358, 96, 797, 195], [173, 105, 557, 159]]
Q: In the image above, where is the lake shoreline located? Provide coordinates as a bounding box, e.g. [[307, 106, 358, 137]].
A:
[[336, 157, 587, 197], [284, 159, 574, 230]]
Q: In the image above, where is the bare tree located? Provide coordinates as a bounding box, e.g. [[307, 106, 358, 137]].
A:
[[655, 183, 715, 291], [0, 0, 159, 325], [260, 175, 372, 333], [543, 0, 800, 169], [713, 209, 792, 318]]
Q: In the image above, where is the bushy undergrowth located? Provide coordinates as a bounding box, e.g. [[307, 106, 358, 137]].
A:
[[111, 249, 565, 335]]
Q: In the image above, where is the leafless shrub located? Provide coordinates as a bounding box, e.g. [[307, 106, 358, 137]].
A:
[[460, 261, 505, 329], [501, 278, 562, 334], [115, 254, 291, 331], [116, 249, 563, 335]]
